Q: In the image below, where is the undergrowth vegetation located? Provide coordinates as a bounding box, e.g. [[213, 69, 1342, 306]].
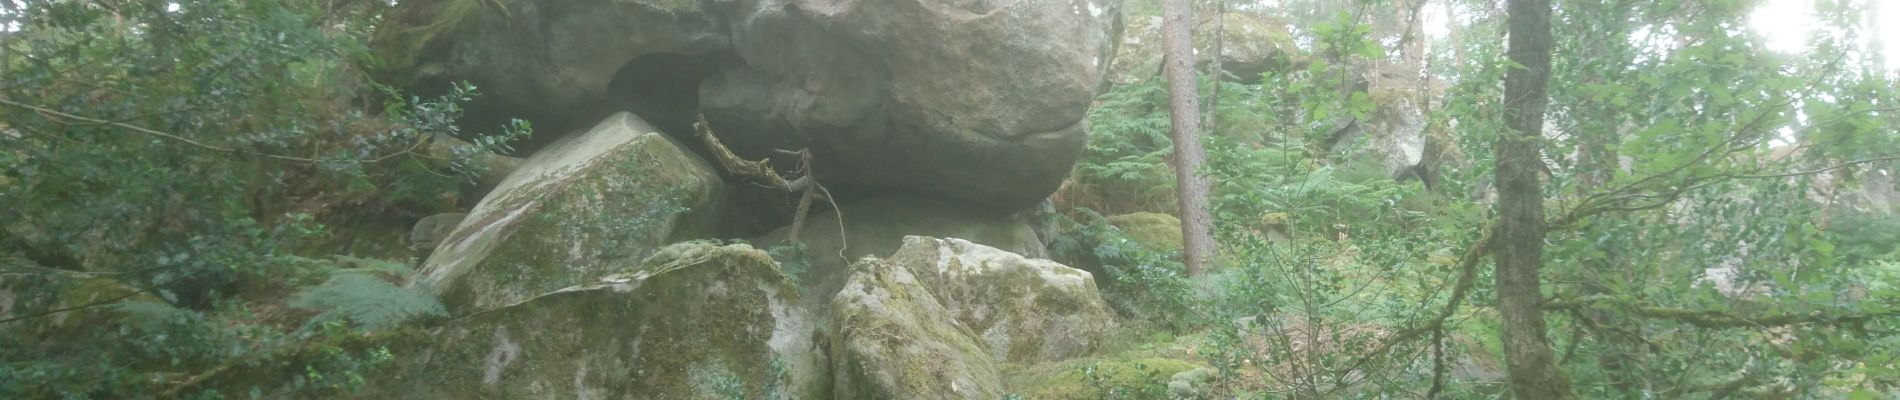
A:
[[1, 1, 519, 397], [1050, 0, 1899, 397]]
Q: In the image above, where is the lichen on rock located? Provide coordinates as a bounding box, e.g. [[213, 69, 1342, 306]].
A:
[[411, 112, 724, 316], [368, 241, 826, 399], [889, 236, 1117, 364], [830, 256, 1005, 400]]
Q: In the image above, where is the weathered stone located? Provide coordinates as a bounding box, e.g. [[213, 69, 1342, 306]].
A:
[[370, 0, 727, 141], [410, 213, 468, 252], [413, 112, 724, 315], [888, 236, 1116, 364], [704, 0, 1121, 210], [830, 257, 1004, 400], [374, 0, 1118, 210], [753, 195, 1047, 316], [1329, 92, 1428, 178], [370, 242, 827, 399]]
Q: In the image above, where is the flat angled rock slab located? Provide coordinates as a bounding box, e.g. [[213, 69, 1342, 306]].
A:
[[414, 112, 724, 316], [890, 236, 1116, 364], [374, 242, 826, 399]]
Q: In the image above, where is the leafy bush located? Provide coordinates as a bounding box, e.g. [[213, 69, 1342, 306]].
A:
[[0, 0, 515, 397]]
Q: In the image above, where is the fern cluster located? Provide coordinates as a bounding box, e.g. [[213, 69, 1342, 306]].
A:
[[289, 267, 446, 333]]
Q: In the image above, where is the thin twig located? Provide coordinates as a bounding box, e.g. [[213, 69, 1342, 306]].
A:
[[0, 291, 140, 325], [1735, 155, 1900, 179], [0, 96, 425, 164]]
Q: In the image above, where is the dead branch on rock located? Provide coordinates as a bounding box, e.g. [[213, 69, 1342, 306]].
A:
[[693, 114, 845, 258]]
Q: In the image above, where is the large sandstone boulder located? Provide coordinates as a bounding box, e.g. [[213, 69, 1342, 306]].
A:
[[373, 0, 1119, 211], [370, 242, 827, 399], [413, 112, 724, 315], [370, 0, 727, 140], [830, 256, 1005, 400], [888, 236, 1116, 364], [703, 0, 1120, 210], [752, 195, 1047, 314]]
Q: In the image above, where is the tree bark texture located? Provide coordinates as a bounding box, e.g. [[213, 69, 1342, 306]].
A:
[[1160, 0, 1216, 276], [1497, 0, 1577, 398]]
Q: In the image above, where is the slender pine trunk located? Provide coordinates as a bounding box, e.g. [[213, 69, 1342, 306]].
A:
[[1160, 0, 1216, 276]]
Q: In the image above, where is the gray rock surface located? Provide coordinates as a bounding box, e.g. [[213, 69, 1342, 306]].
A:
[[888, 236, 1116, 364], [373, 0, 1120, 211], [753, 195, 1048, 317], [830, 256, 1004, 400], [412, 112, 724, 315], [371, 242, 827, 399]]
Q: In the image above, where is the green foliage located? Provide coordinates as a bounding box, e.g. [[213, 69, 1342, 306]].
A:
[[289, 269, 446, 333], [1049, 209, 1203, 332], [1078, 1, 1900, 397], [1081, 361, 1174, 399], [766, 242, 810, 285], [0, 0, 503, 397], [1079, 79, 1179, 211]]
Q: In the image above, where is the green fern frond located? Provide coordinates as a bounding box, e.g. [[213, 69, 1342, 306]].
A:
[[112, 300, 201, 332], [289, 273, 445, 333]]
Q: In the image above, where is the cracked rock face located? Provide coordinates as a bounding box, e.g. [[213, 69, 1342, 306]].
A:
[[887, 236, 1115, 364], [372, 0, 1120, 211], [411, 112, 724, 316], [369, 242, 827, 399]]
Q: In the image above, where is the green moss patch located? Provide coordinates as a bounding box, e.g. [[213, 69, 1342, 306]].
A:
[[1004, 357, 1203, 399], [1108, 212, 1184, 253]]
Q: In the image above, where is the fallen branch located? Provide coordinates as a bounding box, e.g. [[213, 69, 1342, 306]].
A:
[[694, 114, 801, 191], [0, 291, 141, 325], [692, 114, 844, 258], [1543, 294, 1899, 329]]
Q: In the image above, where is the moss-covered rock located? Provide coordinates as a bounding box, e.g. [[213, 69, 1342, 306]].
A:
[[830, 257, 1004, 400], [754, 195, 1047, 318], [368, 242, 826, 399], [889, 236, 1116, 364], [412, 112, 723, 315], [1107, 212, 1184, 253]]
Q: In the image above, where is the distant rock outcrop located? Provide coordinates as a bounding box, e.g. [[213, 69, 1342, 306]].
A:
[[1107, 13, 1301, 85]]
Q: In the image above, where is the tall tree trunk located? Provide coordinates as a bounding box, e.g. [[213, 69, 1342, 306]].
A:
[[1496, 0, 1576, 398], [1161, 0, 1216, 276]]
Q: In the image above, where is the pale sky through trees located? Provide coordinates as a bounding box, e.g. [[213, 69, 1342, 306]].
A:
[[1412, 0, 1900, 71]]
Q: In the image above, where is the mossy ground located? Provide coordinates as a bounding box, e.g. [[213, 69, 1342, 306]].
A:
[[1005, 356, 1202, 399], [1107, 212, 1184, 253]]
